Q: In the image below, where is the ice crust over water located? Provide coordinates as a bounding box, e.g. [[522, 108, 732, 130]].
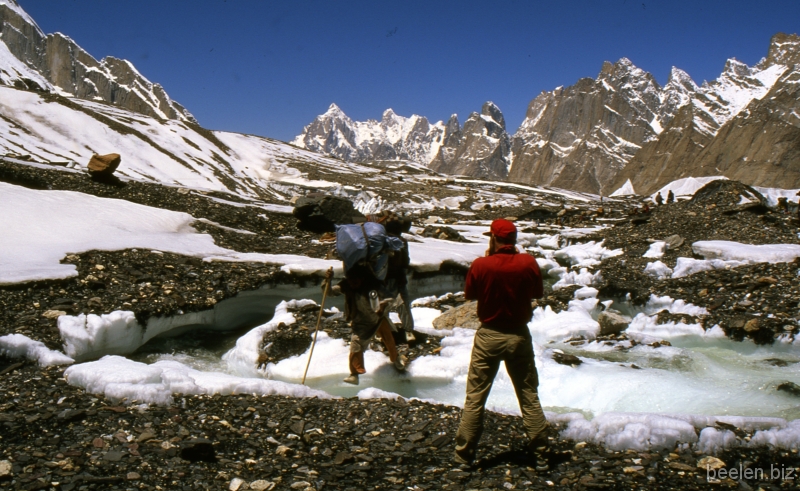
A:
[[60, 278, 800, 453]]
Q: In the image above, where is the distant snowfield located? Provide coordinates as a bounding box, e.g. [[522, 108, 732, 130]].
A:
[[610, 175, 800, 206]]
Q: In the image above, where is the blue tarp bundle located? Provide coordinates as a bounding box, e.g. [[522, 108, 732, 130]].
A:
[[335, 222, 404, 280]]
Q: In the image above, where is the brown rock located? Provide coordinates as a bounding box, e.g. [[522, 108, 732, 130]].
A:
[[552, 349, 582, 367], [744, 319, 760, 332], [697, 456, 726, 471], [334, 451, 354, 465], [432, 301, 480, 330], [87, 153, 121, 175], [598, 311, 630, 335], [0, 460, 12, 478]]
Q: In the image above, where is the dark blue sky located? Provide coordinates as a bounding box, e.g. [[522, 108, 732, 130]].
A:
[[18, 0, 800, 142]]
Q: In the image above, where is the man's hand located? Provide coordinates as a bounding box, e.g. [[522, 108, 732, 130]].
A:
[[325, 267, 334, 282]]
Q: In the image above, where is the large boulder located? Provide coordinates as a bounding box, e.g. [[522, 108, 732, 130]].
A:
[[421, 225, 470, 242], [432, 301, 480, 330], [598, 311, 631, 336], [293, 195, 365, 233], [87, 153, 121, 176]]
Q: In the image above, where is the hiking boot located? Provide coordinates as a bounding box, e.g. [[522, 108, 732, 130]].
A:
[[528, 425, 556, 471], [453, 449, 473, 467], [343, 374, 359, 385], [394, 355, 408, 372]]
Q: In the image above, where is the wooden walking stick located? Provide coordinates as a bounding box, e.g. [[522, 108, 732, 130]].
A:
[[302, 267, 334, 385]]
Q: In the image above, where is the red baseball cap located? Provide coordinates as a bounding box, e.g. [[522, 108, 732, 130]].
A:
[[483, 218, 517, 239]]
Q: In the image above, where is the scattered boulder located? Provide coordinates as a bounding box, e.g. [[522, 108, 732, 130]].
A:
[[249, 480, 276, 491], [334, 451, 354, 465], [258, 323, 312, 367], [696, 456, 726, 471], [598, 311, 630, 336], [664, 234, 684, 251], [432, 301, 480, 330], [744, 318, 760, 332], [421, 225, 470, 242], [293, 195, 365, 232], [552, 349, 582, 367], [0, 460, 11, 479], [87, 153, 121, 176]]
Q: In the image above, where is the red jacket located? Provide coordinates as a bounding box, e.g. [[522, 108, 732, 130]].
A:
[[464, 245, 543, 330]]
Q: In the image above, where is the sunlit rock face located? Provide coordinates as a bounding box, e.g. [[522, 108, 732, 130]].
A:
[[0, 0, 195, 122], [614, 33, 800, 195], [297, 34, 800, 197], [429, 102, 511, 180]]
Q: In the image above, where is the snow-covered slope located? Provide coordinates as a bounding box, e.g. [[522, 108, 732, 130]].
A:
[[0, 85, 363, 200]]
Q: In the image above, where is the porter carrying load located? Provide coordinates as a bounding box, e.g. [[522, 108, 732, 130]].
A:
[[335, 221, 403, 281]]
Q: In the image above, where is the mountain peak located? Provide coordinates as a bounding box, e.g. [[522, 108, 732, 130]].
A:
[[599, 57, 645, 81], [0, 0, 194, 122], [324, 103, 345, 116], [722, 58, 751, 78], [764, 32, 800, 67], [382, 108, 399, 121], [481, 101, 505, 129], [666, 67, 698, 92]]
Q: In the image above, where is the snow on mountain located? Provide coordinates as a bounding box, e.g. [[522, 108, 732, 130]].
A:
[[0, 0, 194, 122], [293, 103, 447, 165], [296, 33, 799, 197], [614, 32, 800, 195], [0, 84, 369, 201], [507, 57, 668, 195], [429, 101, 511, 179], [691, 59, 787, 137]]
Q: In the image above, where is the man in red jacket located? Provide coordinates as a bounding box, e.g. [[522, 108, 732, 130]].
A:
[[454, 219, 551, 466]]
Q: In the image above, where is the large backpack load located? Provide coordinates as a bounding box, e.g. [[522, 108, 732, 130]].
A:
[[335, 222, 404, 281]]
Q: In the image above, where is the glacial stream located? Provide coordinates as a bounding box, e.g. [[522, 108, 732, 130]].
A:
[[126, 273, 800, 422]]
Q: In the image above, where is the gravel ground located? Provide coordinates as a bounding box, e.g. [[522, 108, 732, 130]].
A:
[[3, 362, 798, 491]]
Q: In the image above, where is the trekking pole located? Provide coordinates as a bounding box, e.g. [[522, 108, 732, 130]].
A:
[[302, 267, 334, 385]]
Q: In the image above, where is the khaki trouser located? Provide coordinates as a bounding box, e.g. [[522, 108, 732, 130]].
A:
[[349, 318, 398, 375], [455, 326, 547, 462]]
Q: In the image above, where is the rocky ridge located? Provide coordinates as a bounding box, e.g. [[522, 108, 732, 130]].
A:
[[296, 33, 800, 196], [0, 0, 195, 122]]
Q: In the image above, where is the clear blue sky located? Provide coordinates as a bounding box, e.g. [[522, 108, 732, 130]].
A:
[[18, 0, 800, 142]]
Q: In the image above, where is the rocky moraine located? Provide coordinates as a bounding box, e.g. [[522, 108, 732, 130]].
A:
[[2, 158, 800, 491]]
